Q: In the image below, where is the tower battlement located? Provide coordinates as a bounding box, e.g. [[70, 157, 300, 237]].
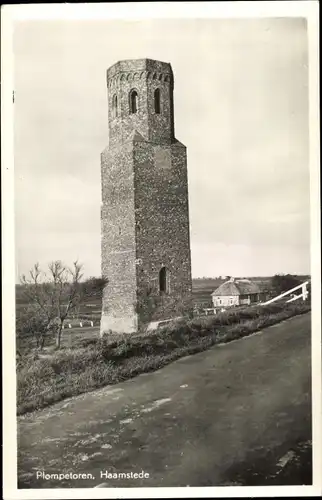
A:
[[106, 58, 173, 83]]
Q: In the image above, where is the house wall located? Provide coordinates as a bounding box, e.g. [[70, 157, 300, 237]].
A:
[[238, 294, 260, 305], [212, 295, 239, 308], [239, 295, 251, 306], [212, 293, 261, 308]]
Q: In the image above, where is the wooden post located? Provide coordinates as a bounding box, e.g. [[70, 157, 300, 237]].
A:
[[302, 283, 308, 301], [261, 281, 309, 306]]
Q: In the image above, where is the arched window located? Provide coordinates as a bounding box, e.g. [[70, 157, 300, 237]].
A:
[[129, 90, 138, 114], [154, 88, 161, 114], [112, 94, 118, 118], [159, 267, 170, 294]]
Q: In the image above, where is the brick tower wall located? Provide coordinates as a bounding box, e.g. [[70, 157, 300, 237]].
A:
[[100, 59, 192, 334], [107, 59, 174, 148], [133, 140, 192, 325], [100, 143, 138, 333]]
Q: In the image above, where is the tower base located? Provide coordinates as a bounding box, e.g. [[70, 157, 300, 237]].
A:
[[100, 312, 138, 336]]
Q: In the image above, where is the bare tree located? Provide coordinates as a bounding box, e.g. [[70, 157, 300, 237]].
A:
[[20, 260, 84, 349], [16, 306, 50, 351]]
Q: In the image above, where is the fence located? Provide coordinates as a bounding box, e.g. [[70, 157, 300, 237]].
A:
[[260, 281, 310, 306]]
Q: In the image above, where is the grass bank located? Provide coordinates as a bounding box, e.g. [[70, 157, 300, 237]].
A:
[[17, 301, 311, 415]]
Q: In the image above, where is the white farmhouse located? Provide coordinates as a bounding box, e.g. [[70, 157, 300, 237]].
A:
[[211, 277, 263, 308]]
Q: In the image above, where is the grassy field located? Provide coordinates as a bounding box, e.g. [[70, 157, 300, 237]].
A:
[[15, 276, 276, 315], [15, 274, 306, 352], [18, 327, 100, 352], [16, 301, 311, 415]]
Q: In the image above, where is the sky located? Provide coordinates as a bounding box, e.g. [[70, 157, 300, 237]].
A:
[[14, 17, 310, 280]]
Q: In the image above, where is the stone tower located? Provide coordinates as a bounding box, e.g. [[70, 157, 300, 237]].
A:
[[100, 58, 192, 334]]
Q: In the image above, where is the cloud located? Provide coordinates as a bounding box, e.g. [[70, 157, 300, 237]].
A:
[[14, 18, 310, 279]]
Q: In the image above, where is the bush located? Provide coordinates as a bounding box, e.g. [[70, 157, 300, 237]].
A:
[[78, 338, 99, 348], [16, 307, 53, 351], [17, 301, 311, 415], [271, 273, 303, 296]]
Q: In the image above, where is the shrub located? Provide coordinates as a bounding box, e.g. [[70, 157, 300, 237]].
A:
[[16, 301, 310, 415]]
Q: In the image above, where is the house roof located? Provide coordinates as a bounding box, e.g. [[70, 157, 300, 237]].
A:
[[211, 279, 261, 296]]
